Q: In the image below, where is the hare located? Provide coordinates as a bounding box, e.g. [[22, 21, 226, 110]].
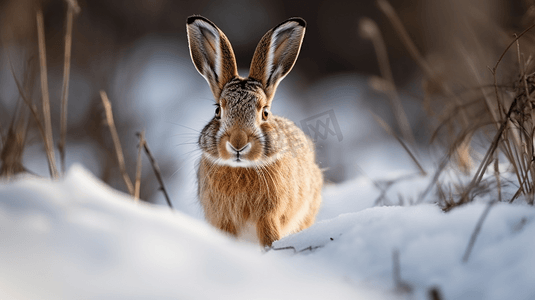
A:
[[186, 15, 323, 247]]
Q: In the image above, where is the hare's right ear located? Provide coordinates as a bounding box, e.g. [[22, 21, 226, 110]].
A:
[[249, 18, 306, 101], [187, 16, 238, 99]]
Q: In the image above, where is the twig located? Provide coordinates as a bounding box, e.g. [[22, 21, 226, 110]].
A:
[[37, 10, 59, 179], [134, 130, 145, 202], [462, 200, 496, 263], [58, 5, 75, 174], [100, 91, 134, 195], [270, 244, 324, 253], [270, 246, 298, 253], [371, 112, 426, 175], [138, 132, 173, 208], [359, 17, 416, 146]]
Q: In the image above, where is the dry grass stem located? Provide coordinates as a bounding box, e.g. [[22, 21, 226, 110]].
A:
[[65, 0, 81, 14], [7, 55, 47, 147], [491, 24, 535, 75], [1, 106, 29, 177], [460, 98, 517, 203], [376, 0, 469, 126], [371, 112, 426, 176], [417, 149, 454, 205], [359, 17, 415, 146], [100, 90, 134, 195], [134, 130, 145, 202], [137, 132, 173, 209], [37, 10, 59, 179], [494, 156, 502, 202], [0, 122, 4, 148], [392, 249, 413, 294], [462, 200, 496, 263], [58, 6, 75, 174], [490, 24, 535, 121], [457, 45, 501, 126], [376, 0, 434, 79]]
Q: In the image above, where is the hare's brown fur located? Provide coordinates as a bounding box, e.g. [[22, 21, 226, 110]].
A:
[[187, 15, 322, 246], [198, 116, 322, 246]]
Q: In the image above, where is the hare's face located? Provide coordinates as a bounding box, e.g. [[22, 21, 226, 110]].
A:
[[199, 79, 277, 167]]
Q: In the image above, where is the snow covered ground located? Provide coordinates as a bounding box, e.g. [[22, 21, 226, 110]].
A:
[[0, 165, 386, 300], [1, 164, 535, 300]]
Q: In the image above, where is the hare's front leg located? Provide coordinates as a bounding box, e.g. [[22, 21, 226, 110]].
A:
[[257, 216, 281, 247]]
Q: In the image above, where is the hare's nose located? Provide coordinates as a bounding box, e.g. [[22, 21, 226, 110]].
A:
[[228, 130, 248, 151]]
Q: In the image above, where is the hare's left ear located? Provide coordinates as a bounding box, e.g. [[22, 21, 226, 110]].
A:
[[187, 16, 238, 99], [249, 18, 306, 101]]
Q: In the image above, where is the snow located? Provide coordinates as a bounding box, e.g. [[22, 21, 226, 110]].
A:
[[0, 165, 384, 300], [2, 164, 535, 299], [272, 203, 535, 300]]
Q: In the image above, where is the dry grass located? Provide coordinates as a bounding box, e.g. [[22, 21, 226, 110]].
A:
[[370, 111, 426, 176], [134, 130, 145, 202], [36, 9, 58, 179], [462, 199, 496, 262], [0, 105, 29, 177], [100, 90, 134, 196], [370, 0, 535, 209], [0, 0, 173, 207], [137, 132, 173, 208], [359, 17, 415, 147], [58, 2, 78, 174]]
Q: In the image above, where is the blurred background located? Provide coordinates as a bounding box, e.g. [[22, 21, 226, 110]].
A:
[[1, 0, 533, 217]]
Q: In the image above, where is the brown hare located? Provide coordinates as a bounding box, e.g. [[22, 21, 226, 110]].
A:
[[186, 15, 323, 247]]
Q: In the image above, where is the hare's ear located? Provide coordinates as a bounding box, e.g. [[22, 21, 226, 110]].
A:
[[249, 18, 306, 100], [187, 16, 238, 99]]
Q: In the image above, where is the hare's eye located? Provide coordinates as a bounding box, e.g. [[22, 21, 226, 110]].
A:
[[215, 106, 221, 119], [262, 107, 270, 120]]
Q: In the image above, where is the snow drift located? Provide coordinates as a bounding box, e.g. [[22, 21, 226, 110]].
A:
[[1, 164, 535, 299]]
